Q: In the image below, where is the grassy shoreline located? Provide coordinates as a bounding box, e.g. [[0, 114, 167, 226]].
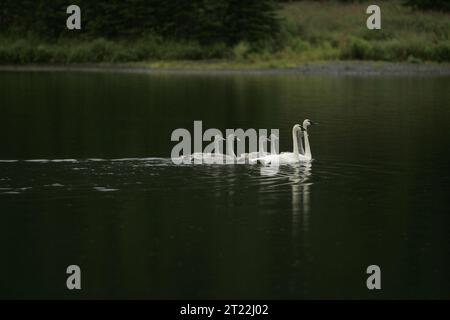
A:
[[2, 61, 450, 76], [1, 1, 449, 66]]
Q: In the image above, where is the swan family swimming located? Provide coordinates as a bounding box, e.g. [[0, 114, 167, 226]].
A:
[[252, 119, 316, 165], [185, 119, 316, 165]]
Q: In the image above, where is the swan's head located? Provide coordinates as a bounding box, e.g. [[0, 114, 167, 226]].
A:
[[268, 133, 279, 141], [302, 119, 316, 130], [227, 133, 241, 142]]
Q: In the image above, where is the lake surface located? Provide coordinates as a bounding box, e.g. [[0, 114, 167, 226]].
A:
[[0, 70, 449, 299]]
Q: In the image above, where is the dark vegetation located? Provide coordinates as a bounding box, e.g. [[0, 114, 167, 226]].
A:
[[0, 0, 448, 65]]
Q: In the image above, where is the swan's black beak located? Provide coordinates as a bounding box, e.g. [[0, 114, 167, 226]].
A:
[[310, 121, 317, 125]]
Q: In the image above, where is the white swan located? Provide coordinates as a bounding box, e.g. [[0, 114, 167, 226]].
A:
[[252, 119, 316, 165], [187, 134, 222, 163], [190, 134, 238, 163], [223, 133, 240, 163], [238, 134, 272, 162]]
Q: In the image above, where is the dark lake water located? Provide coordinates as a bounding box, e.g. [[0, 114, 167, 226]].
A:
[[0, 71, 449, 299]]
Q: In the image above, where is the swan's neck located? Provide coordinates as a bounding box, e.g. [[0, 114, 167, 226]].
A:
[[227, 137, 236, 158], [213, 139, 222, 154], [292, 126, 300, 156], [304, 130, 312, 160], [259, 136, 267, 154]]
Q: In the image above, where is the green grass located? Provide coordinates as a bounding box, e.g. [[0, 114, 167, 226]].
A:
[[0, 36, 229, 64], [275, 0, 450, 63], [0, 1, 449, 66]]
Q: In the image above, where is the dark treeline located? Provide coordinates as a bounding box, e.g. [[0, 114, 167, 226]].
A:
[[276, 0, 450, 7], [1, 0, 447, 44], [0, 0, 280, 44], [404, 0, 450, 11], [0, 0, 448, 65], [280, 0, 450, 11]]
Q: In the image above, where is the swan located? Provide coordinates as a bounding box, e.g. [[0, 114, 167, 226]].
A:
[[223, 133, 240, 163], [190, 134, 238, 163], [186, 134, 221, 163], [238, 134, 275, 163], [251, 119, 316, 165]]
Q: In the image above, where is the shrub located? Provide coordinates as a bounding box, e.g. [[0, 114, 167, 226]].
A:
[[232, 42, 251, 60], [341, 38, 371, 60]]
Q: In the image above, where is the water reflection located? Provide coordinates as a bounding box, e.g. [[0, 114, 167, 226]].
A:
[[290, 162, 312, 234], [258, 161, 312, 233], [257, 162, 313, 295]]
